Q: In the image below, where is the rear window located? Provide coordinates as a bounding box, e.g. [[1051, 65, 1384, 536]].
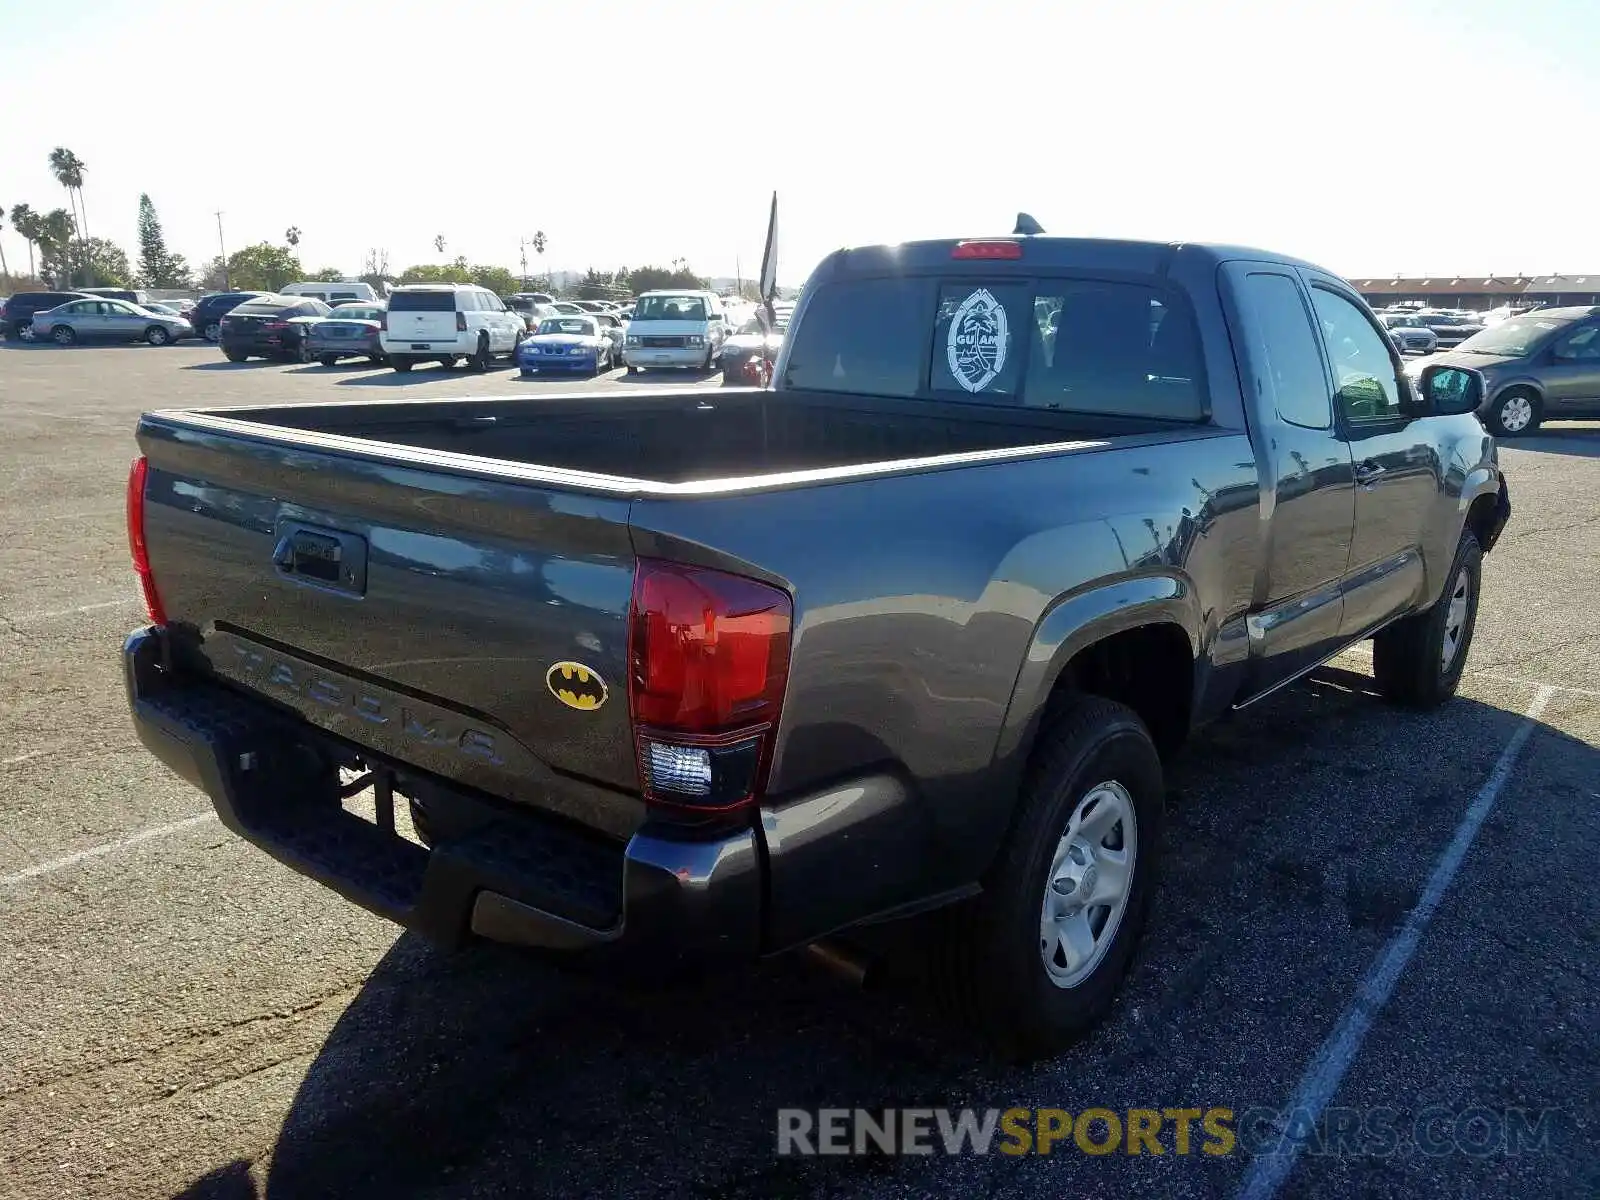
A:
[[388, 291, 458, 312], [233, 300, 291, 315], [783, 277, 1206, 420]]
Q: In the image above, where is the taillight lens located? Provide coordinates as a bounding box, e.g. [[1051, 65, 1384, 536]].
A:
[[455, 311, 468, 332], [951, 240, 1023, 260], [628, 559, 792, 811], [263, 320, 288, 332], [126, 456, 166, 625]]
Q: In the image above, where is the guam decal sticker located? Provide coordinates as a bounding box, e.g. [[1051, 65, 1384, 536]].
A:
[[546, 661, 608, 711], [947, 288, 1009, 392]]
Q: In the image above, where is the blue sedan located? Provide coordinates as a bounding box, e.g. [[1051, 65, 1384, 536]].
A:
[[516, 316, 614, 376]]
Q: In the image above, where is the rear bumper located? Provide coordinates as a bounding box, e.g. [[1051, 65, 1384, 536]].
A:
[[308, 337, 381, 356], [379, 335, 474, 356], [123, 627, 762, 965]]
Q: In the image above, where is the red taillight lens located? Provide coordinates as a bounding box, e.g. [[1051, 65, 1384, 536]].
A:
[[455, 311, 468, 332], [951, 240, 1023, 260], [263, 320, 288, 332], [628, 559, 792, 810], [126, 456, 166, 625]]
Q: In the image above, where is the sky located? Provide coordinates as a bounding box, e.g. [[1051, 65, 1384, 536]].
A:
[[0, 0, 1595, 288]]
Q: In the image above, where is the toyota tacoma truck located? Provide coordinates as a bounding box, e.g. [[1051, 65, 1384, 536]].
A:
[[123, 233, 1509, 1059]]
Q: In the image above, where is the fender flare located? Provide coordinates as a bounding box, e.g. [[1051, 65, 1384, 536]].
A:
[[993, 573, 1203, 766]]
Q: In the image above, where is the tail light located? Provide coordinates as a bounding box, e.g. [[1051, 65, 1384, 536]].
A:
[[263, 320, 288, 332], [455, 311, 468, 332], [126, 456, 166, 625], [628, 559, 792, 812], [951, 240, 1023, 260]]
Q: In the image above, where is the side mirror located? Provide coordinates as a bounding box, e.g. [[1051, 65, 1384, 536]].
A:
[[1418, 364, 1483, 416]]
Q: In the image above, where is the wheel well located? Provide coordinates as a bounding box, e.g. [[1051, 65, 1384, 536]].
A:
[[1465, 491, 1501, 552], [1492, 382, 1541, 406], [1048, 623, 1194, 758]]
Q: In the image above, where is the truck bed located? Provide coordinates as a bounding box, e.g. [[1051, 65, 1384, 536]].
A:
[[190, 388, 1182, 486]]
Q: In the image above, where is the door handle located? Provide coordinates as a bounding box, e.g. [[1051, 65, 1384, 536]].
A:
[[1355, 461, 1386, 486]]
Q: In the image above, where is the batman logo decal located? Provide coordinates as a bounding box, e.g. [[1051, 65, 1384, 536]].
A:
[[546, 661, 608, 711]]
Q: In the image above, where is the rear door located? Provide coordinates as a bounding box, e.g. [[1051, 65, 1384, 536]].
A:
[[389, 290, 460, 342], [104, 300, 145, 340]]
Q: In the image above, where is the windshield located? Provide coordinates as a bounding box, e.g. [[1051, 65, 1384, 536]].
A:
[[633, 295, 707, 322], [537, 318, 596, 336], [1454, 316, 1567, 357]]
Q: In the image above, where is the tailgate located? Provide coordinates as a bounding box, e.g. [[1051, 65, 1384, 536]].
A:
[[136, 417, 644, 839], [388, 309, 457, 342]]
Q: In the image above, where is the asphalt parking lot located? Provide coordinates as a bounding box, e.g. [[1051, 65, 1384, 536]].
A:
[[1, 341, 1596, 1200]]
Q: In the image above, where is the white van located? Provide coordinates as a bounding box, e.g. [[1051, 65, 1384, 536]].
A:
[[281, 280, 379, 305], [623, 290, 727, 373], [378, 283, 525, 372]]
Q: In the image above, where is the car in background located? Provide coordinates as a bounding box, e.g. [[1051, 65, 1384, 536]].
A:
[[306, 301, 388, 366], [190, 291, 270, 342], [140, 301, 189, 321], [1, 290, 92, 340], [505, 294, 557, 331], [379, 283, 525, 372], [548, 300, 587, 316], [1378, 311, 1439, 355], [718, 305, 793, 384], [593, 311, 626, 360], [573, 300, 610, 313], [623, 289, 726, 372], [29, 297, 193, 346], [218, 295, 330, 362], [1415, 310, 1485, 349], [1406, 305, 1600, 436], [280, 280, 381, 305], [515, 314, 614, 376], [77, 286, 152, 306]]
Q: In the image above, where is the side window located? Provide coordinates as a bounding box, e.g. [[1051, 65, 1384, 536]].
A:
[[488, 294, 505, 312], [462, 292, 481, 312], [1309, 287, 1401, 423], [62, 301, 91, 314], [1553, 324, 1600, 360], [1237, 272, 1332, 429]]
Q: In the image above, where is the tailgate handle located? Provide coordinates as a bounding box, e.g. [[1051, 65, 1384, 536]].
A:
[[272, 524, 369, 597]]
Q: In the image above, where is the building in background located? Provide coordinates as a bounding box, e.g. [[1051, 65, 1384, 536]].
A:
[[1354, 274, 1600, 312]]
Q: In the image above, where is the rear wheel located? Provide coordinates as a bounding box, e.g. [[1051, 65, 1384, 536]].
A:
[[144, 325, 171, 346], [1485, 387, 1540, 437], [224, 349, 248, 362], [52, 325, 76, 345], [203, 321, 221, 342], [928, 695, 1164, 1060], [390, 355, 415, 373], [468, 334, 491, 372], [319, 354, 339, 367], [437, 356, 458, 370]]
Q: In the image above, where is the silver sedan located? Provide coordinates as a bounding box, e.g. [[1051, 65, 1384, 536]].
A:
[[31, 298, 193, 346]]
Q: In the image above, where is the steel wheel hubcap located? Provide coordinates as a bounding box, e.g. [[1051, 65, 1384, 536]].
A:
[[1441, 565, 1472, 670], [1501, 395, 1532, 431], [1040, 780, 1137, 988]]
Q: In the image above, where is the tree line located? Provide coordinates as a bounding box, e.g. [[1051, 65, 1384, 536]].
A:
[[4, 147, 712, 299]]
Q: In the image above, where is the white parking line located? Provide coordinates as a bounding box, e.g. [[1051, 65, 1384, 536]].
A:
[[0, 812, 216, 887], [9, 596, 136, 623], [1235, 684, 1556, 1200]]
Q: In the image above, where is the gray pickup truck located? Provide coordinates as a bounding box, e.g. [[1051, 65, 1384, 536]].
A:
[[124, 234, 1509, 1059]]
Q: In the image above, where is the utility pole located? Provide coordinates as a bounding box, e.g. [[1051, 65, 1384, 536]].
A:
[[215, 211, 228, 290], [519, 237, 529, 285]]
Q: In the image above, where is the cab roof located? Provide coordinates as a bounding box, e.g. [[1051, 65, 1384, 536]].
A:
[[815, 236, 1329, 280]]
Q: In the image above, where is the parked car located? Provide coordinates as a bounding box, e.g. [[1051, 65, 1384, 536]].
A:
[[306, 302, 388, 366], [218, 295, 330, 362], [140, 301, 189, 321], [549, 301, 587, 316], [1414, 310, 1485, 349], [379, 284, 525, 372], [573, 300, 610, 313], [280, 280, 381, 305], [124, 233, 1508, 1060], [505, 295, 557, 331], [719, 306, 793, 384], [593, 311, 626, 360], [29, 297, 192, 345], [190, 291, 270, 342], [509, 291, 556, 307], [1405, 305, 1600, 435], [514, 314, 614, 376], [1, 290, 92, 340], [1378, 311, 1439, 355], [623, 289, 727, 372], [76, 286, 152, 306]]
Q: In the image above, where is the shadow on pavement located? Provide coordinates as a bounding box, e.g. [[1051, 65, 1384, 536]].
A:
[[1507, 426, 1600, 459], [182, 359, 277, 371], [173, 667, 1597, 1198]]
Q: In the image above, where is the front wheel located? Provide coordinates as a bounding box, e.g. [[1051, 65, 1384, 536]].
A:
[[1372, 529, 1482, 708], [223, 349, 248, 362], [928, 695, 1164, 1060], [144, 325, 171, 346], [1485, 387, 1540, 438], [468, 335, 490, 372]]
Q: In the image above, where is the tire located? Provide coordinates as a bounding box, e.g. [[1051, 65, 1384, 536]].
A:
[[224, 349, 248, 362], [203, 321, 221, 342], [437, 356, 458, 370], [1372, 529, 1482, 709], [519, 368, 533, 379], [145, 326, 171, 346], [294, 341, 312, 364], [928, 695, 1164, 1060], [626, 363, 639, 375], [1484, 387, 1540, 437], [368, 353, 386, 365], [10, 320, 34, 341], [390, 355, 415, 373], [468, 334, 490, 372], [701, 345, 715, 371], [52, 325, 77, 346], [319, 354, 339, 367]]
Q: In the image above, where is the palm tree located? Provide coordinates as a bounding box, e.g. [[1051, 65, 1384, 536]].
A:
[[285, 226, 302, 248], [10, 203, 40, 277], [0, 204, 9, 282], [47, 147, 88, 284], [38, 208, 77, 287]]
